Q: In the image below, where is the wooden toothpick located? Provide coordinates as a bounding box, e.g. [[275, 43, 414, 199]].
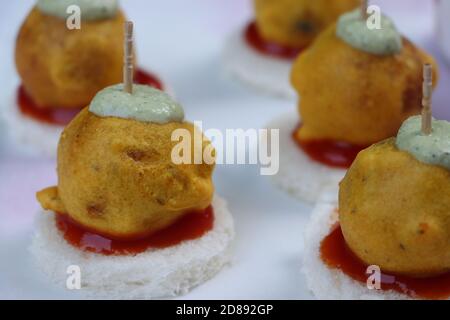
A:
[[421, 64, 433, 135], [123, 21, 134, 94], [361, 0, 368, 20]]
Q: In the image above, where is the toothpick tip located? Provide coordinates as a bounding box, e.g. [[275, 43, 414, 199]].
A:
[[123, 21, 134, 94], [423, 63, 432, 80], [361, 0, 369, 19], [421, 63, 433, 135], [125, 21, 133, 33]]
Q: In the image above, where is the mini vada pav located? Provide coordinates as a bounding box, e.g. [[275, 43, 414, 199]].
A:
[[31, 84, 235, 299], [303, 116, 450, 300], [270, 9, 438, 203], [292, 10, 438, 147], [8, 0, 165, 156], [223, 0, 359, 98]]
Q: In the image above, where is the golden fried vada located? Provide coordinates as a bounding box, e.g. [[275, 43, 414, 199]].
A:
[[37, 85, 215, 239], [15, 3, 127, 109]]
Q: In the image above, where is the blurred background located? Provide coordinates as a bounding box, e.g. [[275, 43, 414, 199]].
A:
[[0, 0, 448, 299]]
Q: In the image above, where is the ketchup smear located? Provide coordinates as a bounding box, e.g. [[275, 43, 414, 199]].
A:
[[292, 126, 368, 169], [244, 21, 303, 60], [17, 68, 164, 126], [55, 206, 214, 256], [321, 225, 450, 300]]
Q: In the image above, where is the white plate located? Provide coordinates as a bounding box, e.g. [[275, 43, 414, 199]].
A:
[[223, 27, 296, 99]]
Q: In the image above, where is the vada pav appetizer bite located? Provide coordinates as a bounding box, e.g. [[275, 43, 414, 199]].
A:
[[270, 3, 438, 203], [303, 65, 450, 300], [30, 23, 234, 299], [6, 0, 166, 156], [223, 0, 359, 98]]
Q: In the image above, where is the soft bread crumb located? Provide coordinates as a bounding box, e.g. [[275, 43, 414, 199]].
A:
[[302, 193, 450, 300], [29, 195, 234, 299], [1, 94, 62, 157], [222, 28, 296, 99], [267, 112, 346, 204]]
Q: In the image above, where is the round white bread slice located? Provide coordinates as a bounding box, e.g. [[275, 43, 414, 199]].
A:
[[302, 195, 450, 300], [1, 93, 62, 157], [29, 195, 235, 299], [222, 27, 296, 99], [267, 112, 346, 204]]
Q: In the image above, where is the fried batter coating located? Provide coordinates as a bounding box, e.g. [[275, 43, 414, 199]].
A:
[[339, 139, 450, 277], [37, 109, 215, 239], [15, 7, 127, 109], [254, 0, 359, 49], [291, 26, 438, 145]]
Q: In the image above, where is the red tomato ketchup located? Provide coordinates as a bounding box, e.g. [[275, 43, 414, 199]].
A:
[[17, 86, 83, 126], [244, 21, 303, 60], [134, 68, 164, 91], [292, 126, 368, 169], [321, 224, 450, 300], [55, 206, 214, 256], [17, 68, 164, 126]]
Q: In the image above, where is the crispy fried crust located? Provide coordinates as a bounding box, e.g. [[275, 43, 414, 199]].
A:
[[36, 186, 66, 213]]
